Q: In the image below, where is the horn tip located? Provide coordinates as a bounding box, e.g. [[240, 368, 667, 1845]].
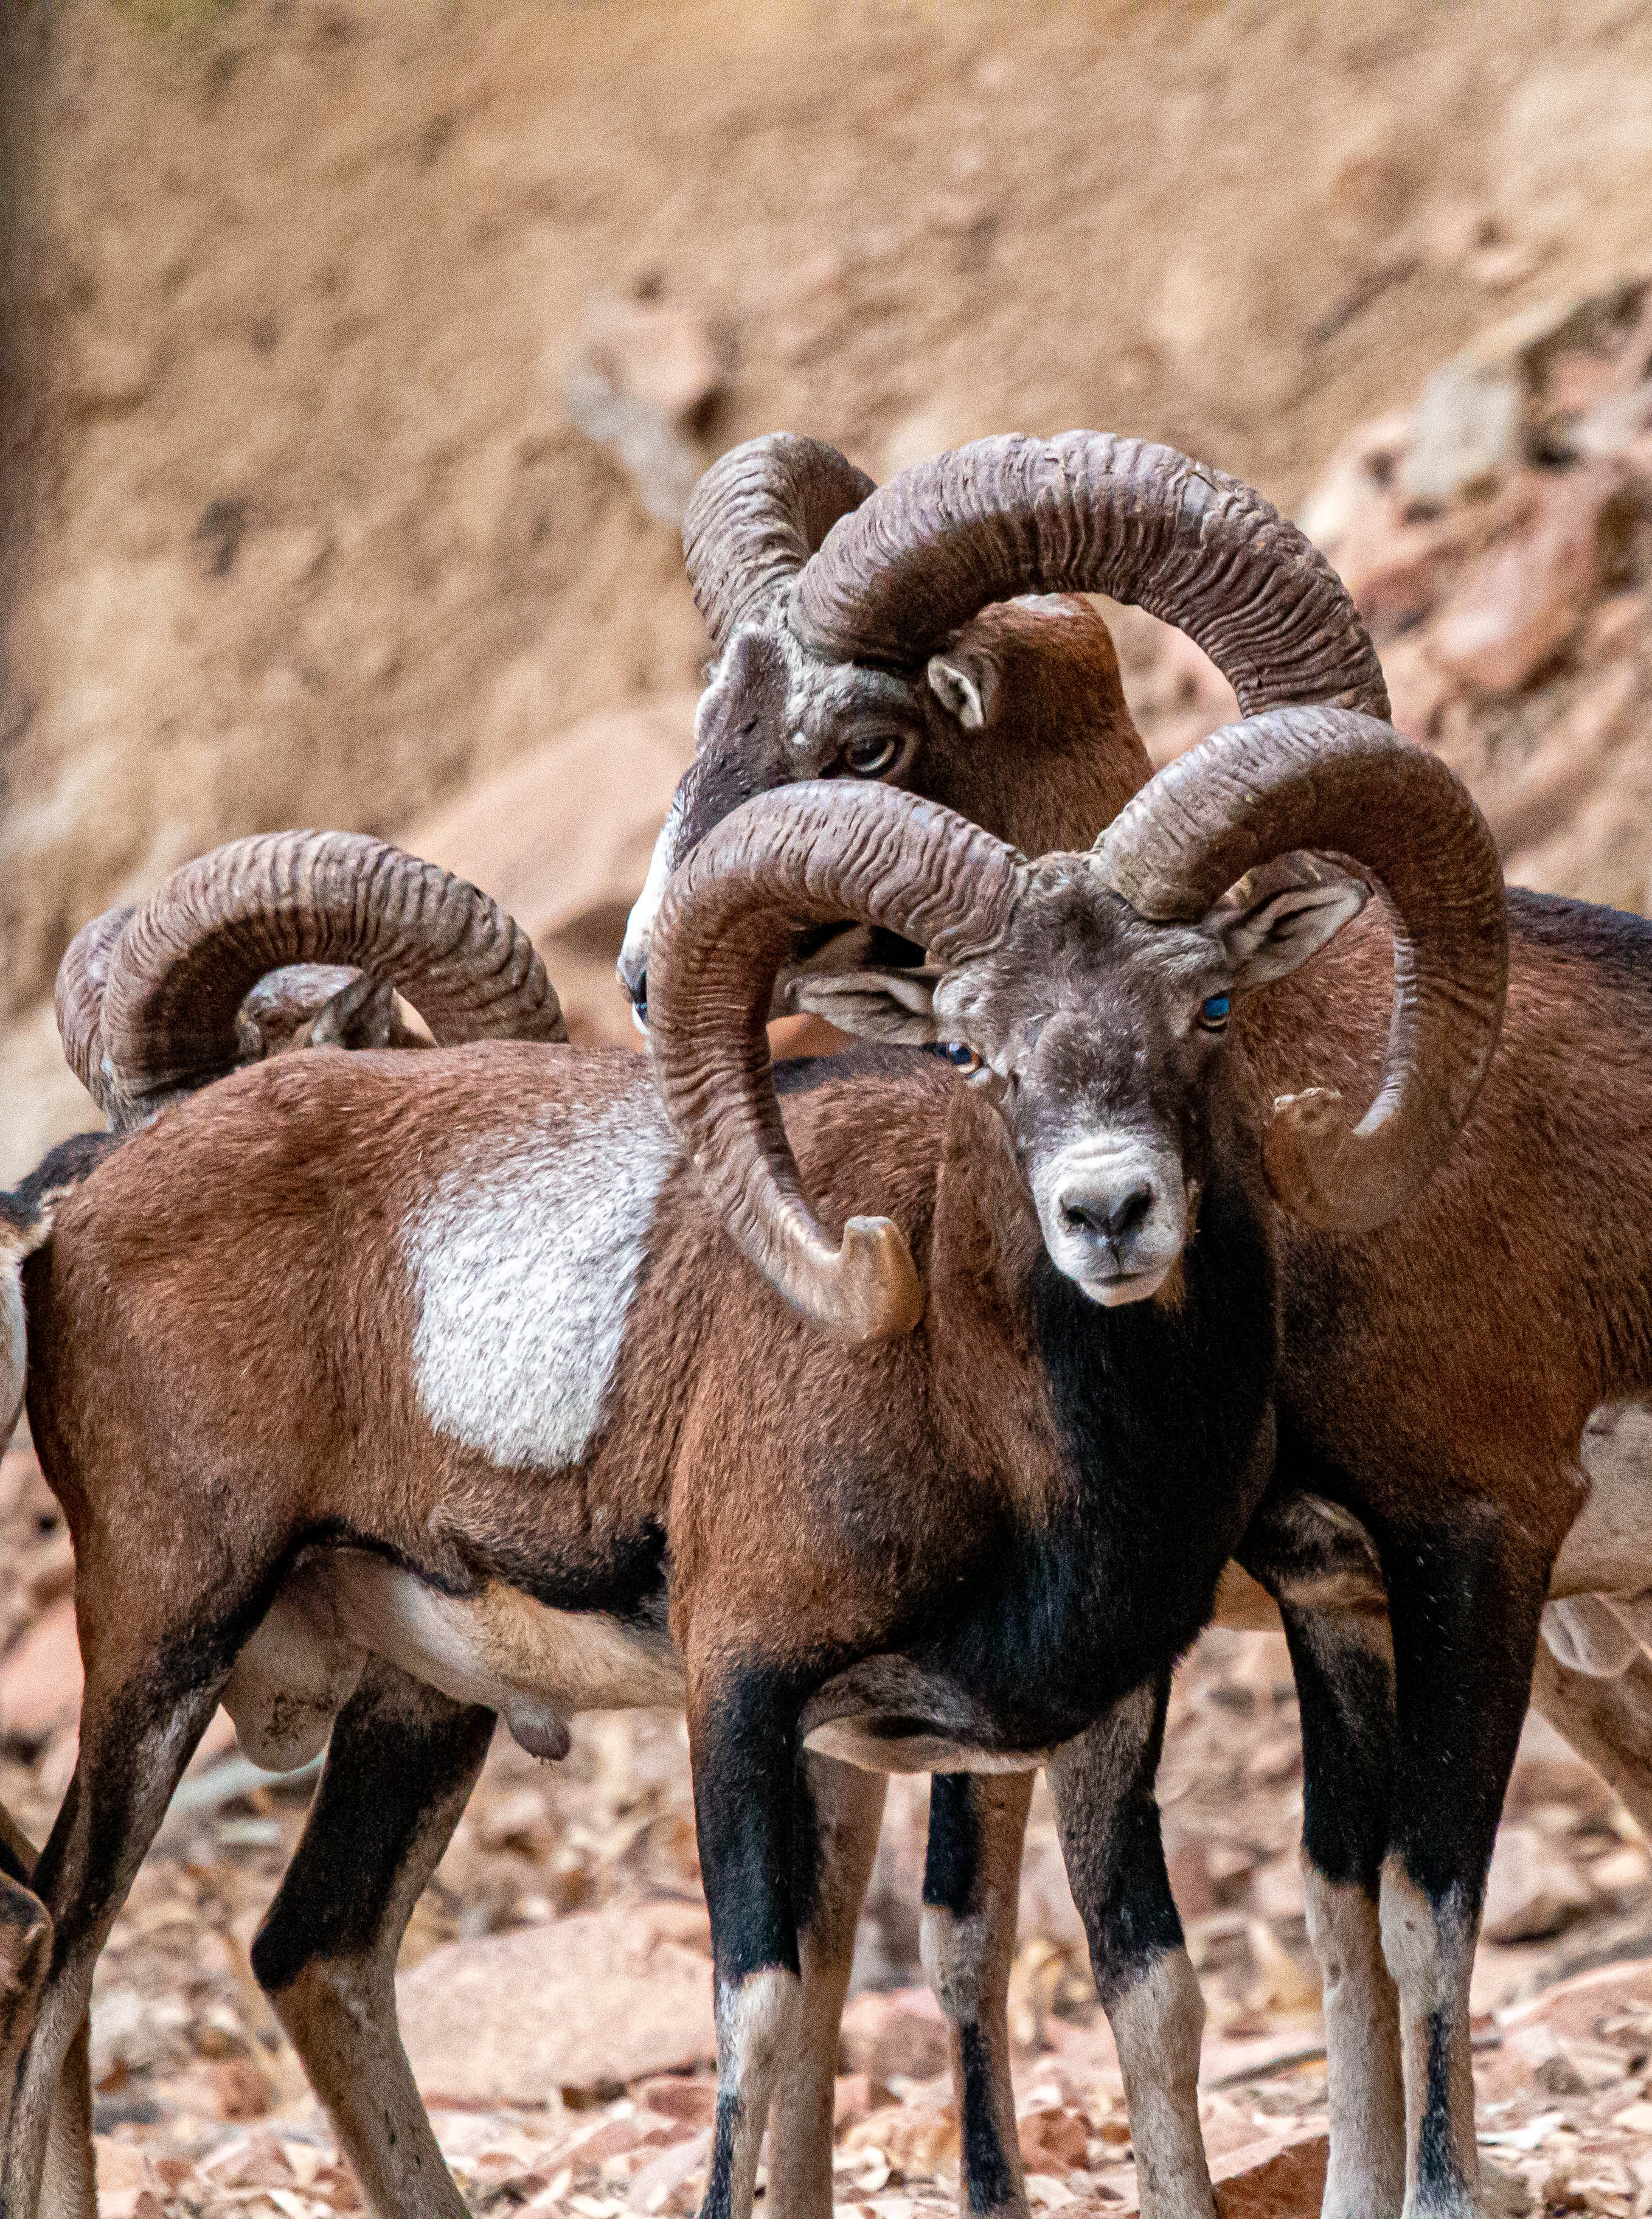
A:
[[831, 1215, 925, 1341], [1264, 1088, 1392, 1233]]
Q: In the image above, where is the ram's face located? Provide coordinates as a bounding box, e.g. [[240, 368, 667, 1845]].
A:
[[937, 874, 1245, 1305], [789, 858, 1367, 1309], [617, 605, 1126, 1023]]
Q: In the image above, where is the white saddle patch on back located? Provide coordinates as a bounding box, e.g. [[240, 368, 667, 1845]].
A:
[[404, 1096, 677, 1472]]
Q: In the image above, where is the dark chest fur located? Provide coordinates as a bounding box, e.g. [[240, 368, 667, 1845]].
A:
[[884, 1173, 1280, 1751]]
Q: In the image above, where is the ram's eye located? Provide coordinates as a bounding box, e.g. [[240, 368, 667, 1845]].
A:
[[843, 732, 900, 777], [1198, 993, 1231, 1031], [941, 1041, 980, 1072]]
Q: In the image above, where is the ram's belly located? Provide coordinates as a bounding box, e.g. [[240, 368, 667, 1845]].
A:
[[1550, 1399, 1652, 1599], [799, 1657, 1053, 1775], [223, 1550, 683, 1773]]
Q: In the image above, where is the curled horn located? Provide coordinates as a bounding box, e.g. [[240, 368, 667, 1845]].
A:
[[684, 434, 876, 650], [55, 905, 136, 1117], [1094, 707, 1507, 1230], [647, 782, 1026, 1339], [95, 831, 563, 1125], [791, 432, 1389, 718]]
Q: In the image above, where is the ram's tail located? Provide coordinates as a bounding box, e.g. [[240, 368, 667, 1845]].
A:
[[2, 1133, 120, 1447]]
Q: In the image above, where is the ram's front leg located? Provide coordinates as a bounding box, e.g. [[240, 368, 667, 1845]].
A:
[[923, 1771, 1033, 2219], [1046, 1676, 1212, 2219], [765, 1754, 887, 2219], [1378, 1513, 1551, 2219], [689, 1666, 807, 2219], [1278, 1598, 1405, 2219]]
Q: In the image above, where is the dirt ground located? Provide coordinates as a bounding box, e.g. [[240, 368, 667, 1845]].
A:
[[5, 5, 1652, 2216], [4, 1436, 1652, 2219]]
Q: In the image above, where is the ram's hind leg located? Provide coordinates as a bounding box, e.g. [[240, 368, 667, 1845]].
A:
[[1531, 1641, 1652, 1841], [4, 1655, 227, 2219], [765, 1754, 887, 2219], [0, 1816, 94, 2219], [250, 1659, 495, 2219], [1047, 1676, 1212, 2219], [923, 1772, 1033, 2219]]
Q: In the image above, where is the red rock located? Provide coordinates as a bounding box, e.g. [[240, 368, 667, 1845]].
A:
[[0, 1596, 81, 1745], [1017, 2102, 1091, 2169], [834, 2071, 895, 2129], [1483, 662, 1637, 853], [1213, 2133, 1328, 2219], [639, 1900, 712, 1955], [403, 695, 696, 1047], [1165, 1839, 1216, 1920], [1497, 1955, 1652, 2046], [580, 296, 722, 431], [838, 1984, 949, 2082], [634, 2075, 718, 2127], [397, 1903, 717, 2103], [1431, 468, 1620, 694], [1481, 1822, 1592, 1943], [405, 697, 696, 956], [1338, 496, 1463, 637], [1380, 635, 1454, 742], [206, 2057, 274, 2121], [626, 2128, 710, 2215]]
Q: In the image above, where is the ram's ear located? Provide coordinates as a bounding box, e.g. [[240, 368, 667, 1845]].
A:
[[926, 644, 999, 732], [1217, 872, 1369, 991], [788, 966, 943, 1045]]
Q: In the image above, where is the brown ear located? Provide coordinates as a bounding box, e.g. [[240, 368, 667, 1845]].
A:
[[926, 646, 998, 731]]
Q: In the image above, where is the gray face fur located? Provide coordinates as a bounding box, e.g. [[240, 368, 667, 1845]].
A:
[[618, 614, 1067, 1016], [791, 863, 1367, 1308]]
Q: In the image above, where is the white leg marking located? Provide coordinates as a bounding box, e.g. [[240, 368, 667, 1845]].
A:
[[1105, 1951, 1213, 2219], [1379, 1860, 1478, 2219], [1303, 1864, 1405, 2219], [715, 1968, 802, 2219], [404, 1097, 677, 1471]]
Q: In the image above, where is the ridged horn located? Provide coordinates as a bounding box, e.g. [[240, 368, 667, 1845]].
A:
[[54, 905, 136, 1117], [792, 432, 1389, 718], [98, 831, 563, 1123], [1094, 707, 1507, 1230], [684, 434, 876, 650], [647, 782, 1026, 1339]]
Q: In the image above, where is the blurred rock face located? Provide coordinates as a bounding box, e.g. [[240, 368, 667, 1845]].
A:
[[8, 4, 1652, 1096]]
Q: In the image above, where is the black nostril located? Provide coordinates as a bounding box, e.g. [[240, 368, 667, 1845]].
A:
[[1061, 1186, 1153, 1243], [1103, 1184, 1153, 1241]]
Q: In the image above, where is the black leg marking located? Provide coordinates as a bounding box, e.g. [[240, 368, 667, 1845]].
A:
[[690, 1667, 808, 2219], [1279, 1595, 1406, 2219], [1376, 1512, 1552, 2219], [921, 1774, 1030, 2219], [768, 1754, 886, 2219], [251, 1659, 494, 2219], [1047, 1679, 1213, 2219]]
